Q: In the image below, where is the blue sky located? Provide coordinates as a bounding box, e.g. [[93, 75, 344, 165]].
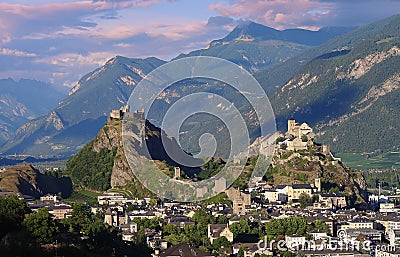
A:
[[0, 0, 399, 89]]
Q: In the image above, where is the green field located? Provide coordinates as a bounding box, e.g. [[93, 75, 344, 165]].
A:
[[337, 152, 400, 170], [65, 190, 102, 204], [107, 188, 135, 198]]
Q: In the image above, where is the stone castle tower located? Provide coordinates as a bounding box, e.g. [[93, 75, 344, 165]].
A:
[[314, 177, 321, 192], [288, 119, 297, 135], [174, 167, 181, 179]]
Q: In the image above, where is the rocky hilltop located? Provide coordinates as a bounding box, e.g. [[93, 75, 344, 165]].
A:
[[66, 110, 367, 205], [66, 116, 142, 195], [0, 164, 72, 198], [66, 109, 201, 198], [269, 119, 367, 205]]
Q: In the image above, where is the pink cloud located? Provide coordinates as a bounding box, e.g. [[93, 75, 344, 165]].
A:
[[149, 21, 208, 40], [0, 0, 170, 43], [0, 1, 164, 18], [0, 34, 12, 45], [0, 48, 37, 57], [209, 0, 333, 29], [0, 2, 107, 24], [34, 51, 112, 67], [52, 19, 212, 41]]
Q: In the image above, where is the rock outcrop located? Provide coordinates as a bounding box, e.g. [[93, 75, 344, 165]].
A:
[[0, 164, 72, 198], [271, 142, 368, 205]]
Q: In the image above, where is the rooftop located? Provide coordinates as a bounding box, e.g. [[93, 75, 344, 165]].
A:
[[159, 243, 212, 257]]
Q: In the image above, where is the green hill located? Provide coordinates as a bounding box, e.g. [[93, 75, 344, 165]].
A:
[[0, 164, 72, 198]]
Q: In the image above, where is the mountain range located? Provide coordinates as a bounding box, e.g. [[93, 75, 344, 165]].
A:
[[1, 15, 400, 160], [175, 21, 353, 72], [269, 14, 400, 152], [1, 57, 165, 157], [0, 79, 64, 147]]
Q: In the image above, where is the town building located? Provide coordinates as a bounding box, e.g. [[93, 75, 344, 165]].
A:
[[226, 188, 251, 215], [376, 246, 400, 257], [207, 224, 234, 244], [40, 194, 60, 203], [285, 235, 306, 250], [98, 192, 130, 205], [50, 204, 73, 219], [318, 193, 347, 209], [380, 203, 396, 213], [286, 119, 315, 151], [288, 184, 313, 202], [378, 215, 400, 234], [156, 243, 213, 257], [233, 243, 273, 257], [388, 229, 400, 246]]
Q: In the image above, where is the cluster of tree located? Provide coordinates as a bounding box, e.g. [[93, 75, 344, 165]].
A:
[[197, 157, 225, 180], [230, 217, 326, 257], [0, 195, 30, 239], [159, 208, 328, 255], [0, 196, 151, 257], [363, 169, 400, 190], [264, 217, 327, 240], [162, 208, 216, 253], [66, 140, 117, 191], [230, 218, 265, 242], [203, 192, 232, 206], [157, 208, 234, 254]]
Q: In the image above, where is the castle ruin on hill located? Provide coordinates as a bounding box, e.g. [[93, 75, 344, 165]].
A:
[[280, 119, 337, 162], [286, 119, 315, 151], [109, 105, 145, 121]]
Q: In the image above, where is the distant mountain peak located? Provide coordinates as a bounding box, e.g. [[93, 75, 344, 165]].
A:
[[1, 56, 166, 157], [209, 21, 354, 47]]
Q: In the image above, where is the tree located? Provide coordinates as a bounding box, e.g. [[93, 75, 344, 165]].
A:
[[328, 186, 340, 194], [237, 246, 246, 257], [0, 195, 30, 238], [149, 199, 158, 206], [86, 220, 115, 247], [23, 208, 59, 244], [67, 203, 92, 234], [191, 208, 214, 225], [265, 217, 308, 239], [126, 202, 137, 212], [282, 251, 296, 257], [162, 223, 180, 236], [313, 220, 328, 232], [275, 137, 285, 144], [213, 236, 231, 250], [164, 232, 189, 245], [299, 193, 312, 208], [217, 215, 229, 224]]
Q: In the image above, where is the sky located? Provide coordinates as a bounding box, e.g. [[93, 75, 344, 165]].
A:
[[0, 0, 399, 90]]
